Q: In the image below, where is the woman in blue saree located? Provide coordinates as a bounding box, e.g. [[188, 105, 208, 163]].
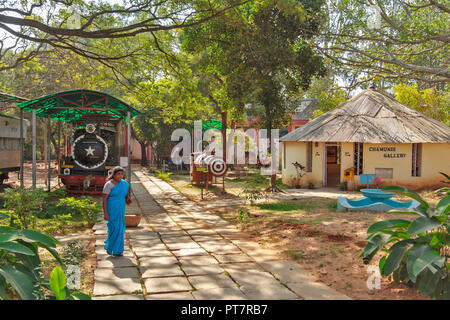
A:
[[102, 166, 131, 256]]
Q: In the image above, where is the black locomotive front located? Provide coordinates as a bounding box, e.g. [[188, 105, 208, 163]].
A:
[[60, 124, 119, 193]]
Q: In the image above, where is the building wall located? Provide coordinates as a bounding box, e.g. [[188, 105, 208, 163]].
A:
[[130, 137, 151, 163], [282, 141, 450, 190], [282, 141, 325, 187], [357, 143, 450, 189], [288, 120, 308, 132]]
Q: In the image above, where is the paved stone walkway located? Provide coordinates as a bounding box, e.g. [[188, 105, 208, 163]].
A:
[[92, 170, 351, 300]]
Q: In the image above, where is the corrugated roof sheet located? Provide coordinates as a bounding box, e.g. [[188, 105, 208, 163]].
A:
[[0, 92, 27, 103], [17, 89, 139, 123], [280, 89, 450, 143]]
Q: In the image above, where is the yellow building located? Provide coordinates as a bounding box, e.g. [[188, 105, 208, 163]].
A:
[[280, 89, 450, 190]]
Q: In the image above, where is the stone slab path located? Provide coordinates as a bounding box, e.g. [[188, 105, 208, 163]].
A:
[[92, 170, 351, 300]]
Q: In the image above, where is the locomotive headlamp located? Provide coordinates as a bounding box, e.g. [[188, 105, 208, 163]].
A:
[[86, 124, 96, 134], [63, 168, 71, 175]]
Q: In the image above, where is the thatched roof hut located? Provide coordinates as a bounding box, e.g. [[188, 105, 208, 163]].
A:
[[280, 89, 450, 144]]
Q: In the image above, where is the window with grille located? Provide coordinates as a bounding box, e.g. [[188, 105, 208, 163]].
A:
[[354, 143, 363, 175], [412, 143, 422, 177], [306, 142, 312, 172]]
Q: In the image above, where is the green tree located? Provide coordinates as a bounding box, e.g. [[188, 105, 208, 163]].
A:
[[314, 0, 449, 87], [0, 0, 249, 72], [184, 0, 327, 191], [393, 83, 450, 125], [126, 65, 214, 166]]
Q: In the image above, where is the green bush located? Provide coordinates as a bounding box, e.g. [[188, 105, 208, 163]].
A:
[[237, 209, 251, 222], [362, 186, 450, 299], [240, 186, 267, 205], [0, 188, 47, 229], [55, 197, 101, 225], [155, 170, 173, 182], [0, 224, 90, 300], [337, 182, 348, 191], [436, 172, 450, 196], [276, 178, 289, 190], [61, 240, 86, 267]]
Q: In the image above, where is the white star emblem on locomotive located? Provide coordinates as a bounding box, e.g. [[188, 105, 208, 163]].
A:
[[85, 146, 95, 156]]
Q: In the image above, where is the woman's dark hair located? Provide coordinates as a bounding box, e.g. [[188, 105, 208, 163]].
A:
[[108, 166, 125, 180]]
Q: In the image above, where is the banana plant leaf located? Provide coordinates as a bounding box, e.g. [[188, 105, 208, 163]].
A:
[[435, 196, 450, 216], [383, 186, 429, 214], [408, 216, 442, 235], [407, 243, 432, 283], [0, 264, 36, 300], [382, 240, 413, 276], [0, 242, 35, 255], [367, 219, 411, 233], [413, 250, 445, 277]]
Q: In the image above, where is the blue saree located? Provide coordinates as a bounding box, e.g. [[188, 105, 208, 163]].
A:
[[104, 179, 130, 255]]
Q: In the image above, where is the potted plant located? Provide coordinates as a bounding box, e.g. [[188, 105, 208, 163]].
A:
[[292, 162, 306, 189], [371, 176, 384, 189]]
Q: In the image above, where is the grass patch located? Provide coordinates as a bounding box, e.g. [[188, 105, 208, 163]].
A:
[[284, 249, 307, 260], [255, 201, 319, 212], [327, 201, 338, 212], [276, 178, 290, 190]]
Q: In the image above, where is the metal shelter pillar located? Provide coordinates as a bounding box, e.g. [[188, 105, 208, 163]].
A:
[[47, 115, 51, 192], [32, 108, 36, 188], [127, 111, 131, 184], [20, 109, 24, 188]]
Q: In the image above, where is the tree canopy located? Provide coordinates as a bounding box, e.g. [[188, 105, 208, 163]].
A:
[[315, 0, 449, 88], [0, 0, 448, 166], [0, 0, 249, 71]]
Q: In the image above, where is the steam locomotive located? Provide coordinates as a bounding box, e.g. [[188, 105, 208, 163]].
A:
[[59, 122, 124, 194]]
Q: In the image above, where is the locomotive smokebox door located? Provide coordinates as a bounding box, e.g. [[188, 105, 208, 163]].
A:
[[72, 129, 108, 170]]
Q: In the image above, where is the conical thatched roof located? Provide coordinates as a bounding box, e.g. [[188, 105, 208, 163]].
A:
[[280, 89, 450, 143]]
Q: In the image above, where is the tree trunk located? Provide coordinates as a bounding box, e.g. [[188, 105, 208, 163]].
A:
[[265, 108, 283, 193]]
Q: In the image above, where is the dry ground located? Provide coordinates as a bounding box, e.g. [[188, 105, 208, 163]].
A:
[[167, 173, 442, 300]]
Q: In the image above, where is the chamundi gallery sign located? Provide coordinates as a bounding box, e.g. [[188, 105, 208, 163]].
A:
[[368, 146, 407, 158]]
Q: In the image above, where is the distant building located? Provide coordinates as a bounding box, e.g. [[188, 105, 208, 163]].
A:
[[288, 99, 319, 132], [280, 89, 450, 190]]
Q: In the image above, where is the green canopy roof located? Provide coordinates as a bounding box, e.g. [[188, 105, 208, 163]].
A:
[[17, 89, 139, 124], [202, 119, 230, 130], [0, 92, 28, 103]]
